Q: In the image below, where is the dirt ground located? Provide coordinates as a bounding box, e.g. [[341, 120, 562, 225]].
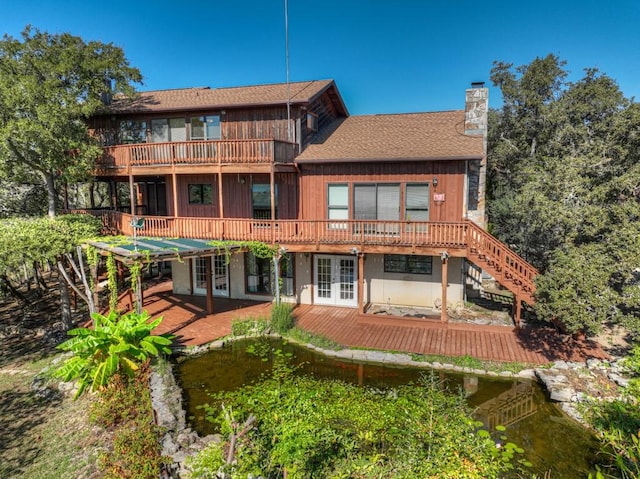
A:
[[0, 276, 105, 479]]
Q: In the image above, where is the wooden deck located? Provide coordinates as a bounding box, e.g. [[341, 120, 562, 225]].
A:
[[140, 280, 607, 364]]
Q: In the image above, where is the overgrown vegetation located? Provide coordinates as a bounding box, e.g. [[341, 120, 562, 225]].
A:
[[55, 310, 174, 397], [488, 54, 640, 339], [231, 316, 271, 337], [90, 365, 166, 479], [582, 346, 640, 479], [270, 302, 295, 333], [410, 352, 534, 374], [188, 362, 529, 478]]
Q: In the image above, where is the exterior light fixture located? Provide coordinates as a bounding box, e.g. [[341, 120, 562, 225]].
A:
[[432, 177, 438, 188]]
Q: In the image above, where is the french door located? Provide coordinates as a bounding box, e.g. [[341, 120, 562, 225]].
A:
[[193, 256, 229, 297], [314, 255, 357, 307]]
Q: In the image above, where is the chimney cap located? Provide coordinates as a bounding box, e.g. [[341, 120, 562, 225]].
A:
[[471, 81, 485, 89]]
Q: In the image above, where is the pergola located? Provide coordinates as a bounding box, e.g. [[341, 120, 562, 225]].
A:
[[87, 236, 236, 315]]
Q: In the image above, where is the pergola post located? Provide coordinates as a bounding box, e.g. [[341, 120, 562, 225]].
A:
[[205, 256, 214, 314]]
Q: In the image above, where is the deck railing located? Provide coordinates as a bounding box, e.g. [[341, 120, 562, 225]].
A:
[[97, 139, 298, 171], [69, 209, 538, 304]]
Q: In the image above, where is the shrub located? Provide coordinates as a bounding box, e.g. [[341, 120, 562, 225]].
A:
[[231, 316, 270, 337], [270, 303, 294, 333], [55, 309, 174, 397]]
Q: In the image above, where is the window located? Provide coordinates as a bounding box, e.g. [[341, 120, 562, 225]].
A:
[[354, 183, 400, 234], [384, 255, 433, 275], [327, 184, 348, 229], [246, 252, 293, 296], [307, 112, 318, 132], [150, 118, 186, 142], [119, 120, 147, 144], [405, 183, 429, 221], [246, 253, 272, 294], [252, 184, 277, 219], [354, 184, 400, 220], [191, 115, 221, 140], [188, 184, 213, 205]]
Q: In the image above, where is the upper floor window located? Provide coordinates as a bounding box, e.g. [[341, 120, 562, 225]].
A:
[[150, 118, 186, 143], [120, 120, 147, 144], [405, 183, 429, 221], [354, 183, 400, 221], [188, 184, 213, 205], [252, 184, 278, 219], [327, 184, 348, 229], [307, 112, 318, 132], [191, 115, 221, 140]]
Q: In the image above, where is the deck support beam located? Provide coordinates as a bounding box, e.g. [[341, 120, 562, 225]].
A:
[[128, 174, 136, 217], [218, 171, 224, 219], [172, 170, 179, 217], [512, 294, 522, 328], [440, 252, 448, 323], [205, 255, 214, 314], [357, 253, 364, 314]]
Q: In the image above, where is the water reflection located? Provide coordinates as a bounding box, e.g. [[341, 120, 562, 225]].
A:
[[176, 338, 599, 478]]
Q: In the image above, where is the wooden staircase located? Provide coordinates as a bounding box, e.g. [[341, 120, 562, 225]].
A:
[[464, 220, 538, 322]]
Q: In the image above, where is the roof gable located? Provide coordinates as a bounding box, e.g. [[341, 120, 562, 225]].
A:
[[103, 79, 346, 115]]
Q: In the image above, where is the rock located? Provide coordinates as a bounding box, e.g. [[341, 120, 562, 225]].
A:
[[553, 360, 569, 370], [608, 372, 630, 388], [550, 387, 575, 402]]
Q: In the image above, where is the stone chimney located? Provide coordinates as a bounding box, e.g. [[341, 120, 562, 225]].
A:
[[464, 82, 488, 136], [464, 82, 488, 228]]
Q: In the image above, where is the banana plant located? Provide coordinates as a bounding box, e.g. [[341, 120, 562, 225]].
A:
[[55, 309, 174, 398]]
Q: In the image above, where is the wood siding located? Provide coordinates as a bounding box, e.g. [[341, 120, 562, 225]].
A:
[[298, 161, 466, 222]]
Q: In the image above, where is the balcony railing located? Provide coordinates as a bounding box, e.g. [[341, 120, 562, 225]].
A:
[[96, 139, 298, 171], [68, 209, 538, 305]]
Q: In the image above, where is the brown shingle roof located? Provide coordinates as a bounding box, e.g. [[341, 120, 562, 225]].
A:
[[105, 79, 340, 114], [296, 111, 483, 162]]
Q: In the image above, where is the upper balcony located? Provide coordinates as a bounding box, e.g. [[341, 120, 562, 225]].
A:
[[95, 139, 299, 176]]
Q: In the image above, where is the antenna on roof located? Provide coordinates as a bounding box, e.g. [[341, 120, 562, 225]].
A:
[[284, 0, 292, 141]]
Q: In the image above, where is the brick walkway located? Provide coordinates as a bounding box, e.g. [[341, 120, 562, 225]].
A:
[[141, 280, 607, 364]]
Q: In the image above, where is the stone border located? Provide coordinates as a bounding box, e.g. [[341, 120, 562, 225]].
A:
[[154, 334, 633, 476]]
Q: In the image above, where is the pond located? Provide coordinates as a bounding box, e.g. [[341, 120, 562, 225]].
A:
[[176, 337, 599, 478]]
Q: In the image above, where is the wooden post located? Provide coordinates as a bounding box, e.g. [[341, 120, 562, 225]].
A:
[[512, 294, 522, 328], [440, 253, 448, 323], [357, 253, 364, 314], [128, 174, 136, 216], [109, 180, 117, 211], [218, 171, 224, 218], [205, 256, 214, 314], [270, 167, 276, 221], [172, 170, 179, 217], [89, 182, 96, 209]]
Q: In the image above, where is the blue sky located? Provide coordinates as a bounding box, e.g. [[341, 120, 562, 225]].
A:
[[2, 0, 639, 115]]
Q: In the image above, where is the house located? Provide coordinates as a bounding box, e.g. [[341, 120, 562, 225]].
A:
[[83, 79, 537, 324]]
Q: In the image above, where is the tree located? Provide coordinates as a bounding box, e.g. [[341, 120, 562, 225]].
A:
[[488, 55, 640, 338], [0, 26, 142, 217]]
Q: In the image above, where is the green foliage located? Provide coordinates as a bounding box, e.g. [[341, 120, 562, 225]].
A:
[[105, 253, 118, 311], [0, 214, 101, 275], [0, 26, 142, 216], [285, 326, 343, 351], [271, 303, 295, 333], [55, 309, 173, 397], [91, 367, 165, 479], [488, 54, 640, 337], [189, 370, 525, 478], [231, 316, 271, 337]]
